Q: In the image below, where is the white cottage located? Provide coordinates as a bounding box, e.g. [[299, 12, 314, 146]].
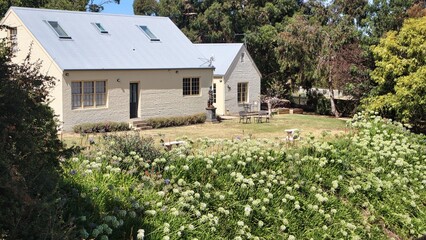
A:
[[0, 7, 214, 131], [195, 43, 261, 115]]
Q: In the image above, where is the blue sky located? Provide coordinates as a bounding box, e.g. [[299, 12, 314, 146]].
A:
[[102, 0, 134, 15]]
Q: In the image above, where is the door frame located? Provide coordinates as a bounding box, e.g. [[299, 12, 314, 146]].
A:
[[130, 82, 139, 118]]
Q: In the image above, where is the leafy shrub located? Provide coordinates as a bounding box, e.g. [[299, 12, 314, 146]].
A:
[[315, 95, 332, 115], [102, 132, 161, 162], [73, 122, 130, 133], [0, 43, 66, 238], [146, 113, 206, 128]]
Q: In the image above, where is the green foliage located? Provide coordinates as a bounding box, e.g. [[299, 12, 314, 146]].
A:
[[315, 95, 332, 115], [145, 113, 206, 129], [102, 133, 161, 161], [0, 41, 66, 238], [62, 112, 426, 239], [73, 121, 130, 133], [365, 16, 426, 131], [0, 0, 120, 16]]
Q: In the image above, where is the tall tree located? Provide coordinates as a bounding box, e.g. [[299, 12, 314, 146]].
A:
[[363, 16, 426, 131], [363, 0, 416, 43], [133, 0, 157, 15]]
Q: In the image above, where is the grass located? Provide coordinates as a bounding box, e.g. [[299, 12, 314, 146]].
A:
[[61, 114, 348, 147]]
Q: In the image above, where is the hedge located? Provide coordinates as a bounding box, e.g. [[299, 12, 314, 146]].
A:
[[73, 122, 130, 133], [145, 113, 206, 128]]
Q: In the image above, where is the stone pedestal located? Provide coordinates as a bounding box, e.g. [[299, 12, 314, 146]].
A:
[[206, 107, 218, 123]]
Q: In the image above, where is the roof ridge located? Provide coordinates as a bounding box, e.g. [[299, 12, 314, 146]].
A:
[[10, 6, 168, 19]]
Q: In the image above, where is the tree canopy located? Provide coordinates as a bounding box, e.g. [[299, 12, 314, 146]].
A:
[[0, 0, 120, 16], [363, 16, 426, 131]]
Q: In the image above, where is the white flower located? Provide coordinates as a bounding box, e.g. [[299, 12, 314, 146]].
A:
[[280, 225, 286, 231], [288, 235, 296, 240], [237, 221, 244, 226], [258, 220, 264, 227], [137, 229, 145, 240], [244, 205, 252, 216]]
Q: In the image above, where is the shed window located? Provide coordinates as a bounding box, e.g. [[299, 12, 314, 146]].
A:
[[183, 78, 200, 96], [8, 27, 17, 52], [47, 21, 71, 39], [139, 25, 160, 41], [94, 22, 108, 33], [212, 83, 216, 103], [72, 81, 107, 109], [237, 82, 248, 103]]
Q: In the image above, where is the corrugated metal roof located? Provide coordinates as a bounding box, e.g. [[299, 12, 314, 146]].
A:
[[10, 7, 212, 70], [195, 43, 244, 76]]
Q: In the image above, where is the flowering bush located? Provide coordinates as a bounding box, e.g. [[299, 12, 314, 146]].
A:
[[61, 112, 425, 239]]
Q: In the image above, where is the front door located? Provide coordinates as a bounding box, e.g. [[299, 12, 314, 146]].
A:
[[130, 83, 138, 118]]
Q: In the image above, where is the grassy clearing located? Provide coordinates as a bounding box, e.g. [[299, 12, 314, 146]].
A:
[[62, 114, 348, 147]]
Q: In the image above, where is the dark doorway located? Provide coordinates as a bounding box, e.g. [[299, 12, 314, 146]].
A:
[[130, 83, 138, 118]]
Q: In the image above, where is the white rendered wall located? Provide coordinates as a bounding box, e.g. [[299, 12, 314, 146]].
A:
[[224, 48, 261, 114], [0, 10, 64, 123], [62, 69, 213, 131]]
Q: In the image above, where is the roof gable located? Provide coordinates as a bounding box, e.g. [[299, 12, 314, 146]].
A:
[[8, 7, 211, 70], [195, 43, 244, 76]]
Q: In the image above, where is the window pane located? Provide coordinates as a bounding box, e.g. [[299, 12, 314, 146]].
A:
[[238, 83, 248, 103], [71, 82, 81, 109], [83, 82, 94, 107], [212, 83, 216, 103], [191, 78, 199, 95], [96, 81, 105, 93], [139, 25, 159, 41], [183, 78, 191, 95], [96, 81, 106, 106], [47, 21, 70, 38], [95, 23, 108, 33]]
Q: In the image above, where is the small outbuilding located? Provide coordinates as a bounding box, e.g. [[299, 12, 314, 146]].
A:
[[195, 43, 262, 115]]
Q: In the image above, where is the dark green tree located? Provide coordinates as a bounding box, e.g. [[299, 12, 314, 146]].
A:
[[0, 0, 120, 16], [133, 0, 157, 15], [0, 40, 66, 238]]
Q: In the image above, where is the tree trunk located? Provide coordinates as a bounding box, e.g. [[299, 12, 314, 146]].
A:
[[328, 80, 341, 117], [267, 100, 272, 116]]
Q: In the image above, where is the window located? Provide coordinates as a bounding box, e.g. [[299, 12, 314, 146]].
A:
[[72, 81, 107, 109], [8, 27, 17, 52], [94, 22, 108, 33], [47, 21, 71, 39], [139, 25, 160, 41], [183, 77, 200, 96], [237, 82, 248, 103], [212, 83, 216, 103]]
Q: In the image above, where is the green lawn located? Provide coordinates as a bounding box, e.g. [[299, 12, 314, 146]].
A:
[[62, 114, 348, 147]]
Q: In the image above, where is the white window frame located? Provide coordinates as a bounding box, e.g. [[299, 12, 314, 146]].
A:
[[93, 22, 108, 34], [72, 80, 107, 109], [237, 82, 248, 103], [8, 27, 17, 52], [46, 20, 71, 39], [138, 25, 160, 41], [183, 77, 200, 96]]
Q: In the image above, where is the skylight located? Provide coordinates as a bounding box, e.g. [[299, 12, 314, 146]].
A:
[[139, 25, 160, 41], [94, 23, 108, 34], [47, 21, 71, 39]]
